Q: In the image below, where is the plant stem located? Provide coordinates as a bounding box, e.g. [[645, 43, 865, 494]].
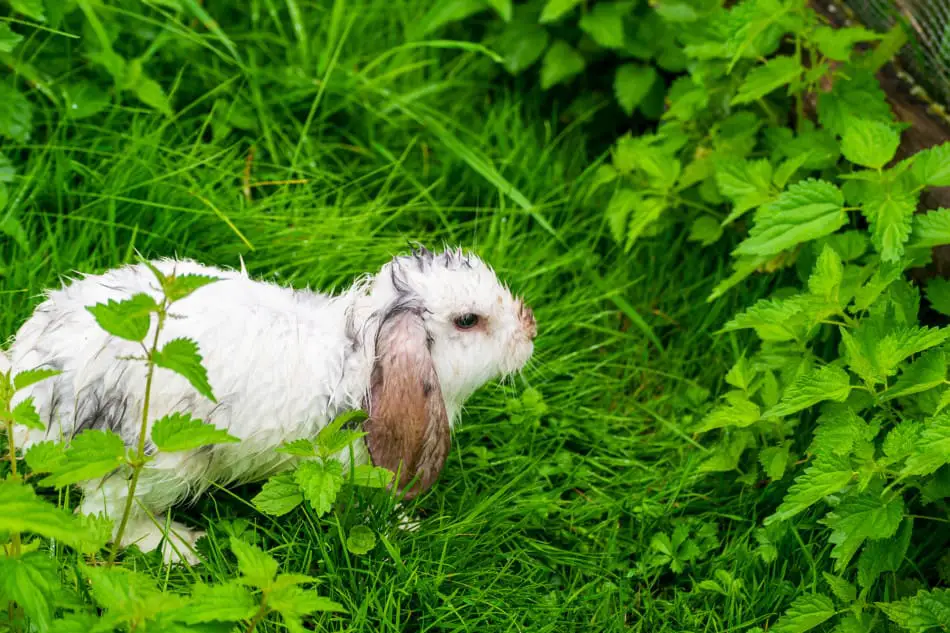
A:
[[108, 305, 167, 565], [5, 420, 21, 558], [245, 593, 269, 633]]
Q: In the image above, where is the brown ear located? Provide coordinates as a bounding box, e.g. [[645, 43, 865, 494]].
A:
[[364, 307, 450, 500]]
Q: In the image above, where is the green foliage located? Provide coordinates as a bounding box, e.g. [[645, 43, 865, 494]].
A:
[[150, 412, 240, 453]]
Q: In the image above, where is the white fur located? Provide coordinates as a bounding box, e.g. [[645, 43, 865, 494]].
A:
[[8, 249, 534, 564]]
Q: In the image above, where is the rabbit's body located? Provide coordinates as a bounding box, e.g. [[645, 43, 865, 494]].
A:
[[8, 249, 536, 564]]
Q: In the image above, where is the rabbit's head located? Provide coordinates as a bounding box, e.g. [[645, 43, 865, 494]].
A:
[[355, 246, 536, 499]]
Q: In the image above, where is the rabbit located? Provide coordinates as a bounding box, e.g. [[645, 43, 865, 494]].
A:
[[8, 246, 537, 564]]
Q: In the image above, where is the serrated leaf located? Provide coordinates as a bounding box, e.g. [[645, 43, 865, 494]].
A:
[[87, 294, 159, 342], [810, 405, 869, 457], [539, 0, 584, 23], [861, 191, 916, 262], [346, 525, 377, 555], [13, 368, 61, 391], [878, 589, 950, 633], [0, 81, 32, 143], [496, 22, 549, 74], [812, 25, 881, 61], [717, 158, 774, 224], [40, 429, 127, 488], [252, 473, 303, 517], [876, 327, 950, 377], [295, 460, 344, 517], [882, 422, 922, 465], [825, 231, 869, 262], [578, 2, 630, 49], [178, 582, 258, 624], [152, 337, 217, 402], [62, 82, 110, 120], [419, 0, 489, 34], [151, 412, 239, 452], [606, 188, 637, 244], [731, 55, 802, 105], [132, 76, 173, 115], [823, 491, 904, 570], [540, 40, 585, 89], [614, 64, 657, 115], [230, 536, 279, 590], [688, 215, 723, 246], [0, 479, 105, 549], [818, 70, 892, 137], [351, 464, 395, 488], [883, 349, 947, 402], [765, 365, 852, 418], [912, 143, 950, 187], [9, 0, 46, 21], [163, 273, 220, 303], [823, 572, 857, 602], [735, 179, 847, 257], [695, 394, 760, 432], [0, 553, 59, 630], [912, 209, 950, 248], [11, 396, 43, 430], [722, 296, 809, 342], [726, 356, 757, 392], [859, 517, 912, 588], [24, 440, 65, 474], [277, 438, 318, 457], [759, 442, 791, 480], [842, 120, 900, 169], [926, 278, 950, 316], [81, 563, 185, 624], [808, 245, 844, 304], [771, 594, 836, 633], [765, 453, 854, 524], [486, 0, 512, 20], [268, 585, 347, 629], [626, 197, 667, 251], [903, 412, 950, 476], [0, 23, 23, 53]]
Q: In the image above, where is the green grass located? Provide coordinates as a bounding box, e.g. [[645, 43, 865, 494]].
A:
[[0, 1, 838, 631]]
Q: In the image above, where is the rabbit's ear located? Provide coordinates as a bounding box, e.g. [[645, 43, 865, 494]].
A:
[[365, 307, 450, 499]]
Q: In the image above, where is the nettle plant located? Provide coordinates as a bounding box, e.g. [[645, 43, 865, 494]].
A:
[[693, 118, 950, 631], [0, 263, 365, 632]]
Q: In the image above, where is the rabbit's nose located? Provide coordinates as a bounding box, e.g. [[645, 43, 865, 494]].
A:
[[519, 303, 537, 339]]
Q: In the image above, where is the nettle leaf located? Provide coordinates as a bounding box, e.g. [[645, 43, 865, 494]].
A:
[[688, 216, 724, 246], [926, 278, 950, 316], [841, 120, 900, 170], [0, 552, 59, 630], [87, 294, 159, 342], [808, 245, 844, 304], [0, 23, 23, 53], [295, 460, 344, 517], [539, 0, 584, 23], [252, 473, 304, 516], [496, 22, 549, 74], [11, 396, 43, 430], [0, 152, 14, 183], [882, 421, 922, 465], [812, 25, 881, 61], [0, 81, 33, 142], [0, 479, 105, 549], [607, 188, 638, 244], [818, 69, 892, 137], [540, 40, 585, 90], [81, 563, 185, 626], [578, 1, 631, 49], [825, 231, 870, 262], [912, 209, 950, 249], [9, 0, 46, 21], [716, 158, 774, 224], [731, 55, 802, 105], [722, 296, 810, 342], [903, 412, 950, 476], [822, 490, 905, 571], [268, 586, 346, 631], [883, 349, 947, 402], [350, 464, 395, 488], [486, 0, 512, 21], [876, 327, 950, 377], [764, 365, 852, 418], [861, 191, 917, 262], [150, 412, 240, 452], [823, 572, 857, 603], [178, 582, 258, 624], [911, 143, 950, 187], [726, 356, 757, 392], [735, 179, 847, 257], [419, 0, 489, 34], [695, 393, 760, 432], [63, 82, 110, 120], [859, 518, 912, 588], [626, 197, 667, 251], [759, 442, 791, 481], [230, 536, 279, 590], [163, 274, 220, 303], [13, 368, 61, 391], [40, 429, 127, 488], [878, 588, 950, 633], [24, 440, 66, 474], [614, 64, 658, 116], [771, 594, 836, 633], [152, 338, 217, 402], [765, 453, 854, 524], [809, 405, 869, 458], [346, 525, 377, 555]]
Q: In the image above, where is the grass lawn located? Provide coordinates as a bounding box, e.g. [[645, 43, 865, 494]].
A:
[[5, 1, 930, 632]]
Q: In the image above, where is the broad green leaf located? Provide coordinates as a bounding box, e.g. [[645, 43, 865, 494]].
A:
[[268, 585, 347, 631], [926, 278, 950, 316], [178, 582, 258, 624], [614, 64, 657, 115], [0, 553, 59, 630], [41, 429, 127, 488], [765, 453, 854, 524], [626, 197, 667, 251], [903, 412, 950, 476], [735, 179, 847, 257], [9, 0, 45, 21], [579, 2, 630, 49], [419, 0, 489, 34], [808, 245, 844, 304], [317, 429, 365, 457], [725, 356, 757, 392], [486, 0, 512, 20], [823, 572, 857, 603], [695, 394, 760, 432], [812, 25, 881, 61], [540, 40, 585, 89], [823, 491, 904, 570], [912, 209, 950, 248], [878, 589, 950, 633], [818, 70, 892, 137], [152, 337, 217, 402], [230, 537, 279, 590], [351, 464, 394, 488], [0, 23, 23, 53], [911, 143, 950, 187], [11, 396, 43, 430], [882, 421, 922, 465], [539, 0, 584, 23], [841, 120, 900, 169], [859, 518, 912, 588], [759, 442, 791, 481], [861, 191, 917, 262], [810, 405, 869, 457], [277, 438, 318, 457], [346, 525, 377, 555], [86, 294, 159, 343], [607, 188, 636, 244], [81, 564, 185, 624], [688, 215, 723, 246], [716, 158, 774, 224], [731, 55, 802, 105], [132, 76, 173, 116], [825, 230, 870, 262], [151, 412, 239, 452], [295, 460, 344, 517], [771, 594, 836, 633], [496, 22, 549, 74], [0, 479, 105, 549], [24, 440, 66, 474], [876, 327, 950, 377], [62, 82, 110, 120], [0, 81, 33, 142], [14, 368, 61, 391], [252, 473, 304, 516], [163, 273, 220, 303], [883, 350, 947, 402], [764, 365, 852, 418], [0, 152, 13, 183], [722, 297, 809, 342]]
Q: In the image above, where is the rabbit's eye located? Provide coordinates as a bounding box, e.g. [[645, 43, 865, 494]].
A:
[[454, 313, 480, 330]]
